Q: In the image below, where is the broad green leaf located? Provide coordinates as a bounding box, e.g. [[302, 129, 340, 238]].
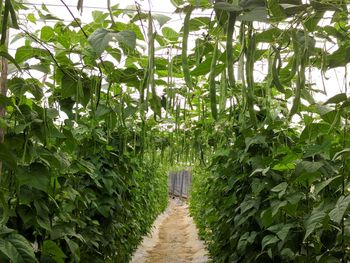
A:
[[255, 28, 283, 43], [0, 234, 36, 263], [162, 27, 178, 41], [238, 7, 268, 22], [296, 161, 323, 174], [261, 235, 279, 250], [245, 135, 267, 152], [95, 104, 111, 118], [188, 0, 211, 7], [332, 148, 350, 161], [271, 182, 288, 198], [314, 176, 341, 196], [92, 10, 109, 24], [0, 239, 21, 262], [276, 224, 293, 241], [40, 26, 55, 42], [6, 234, 37, 263], [189, 17, 211, 31], [249, 167, 270, 177], [153, 14, 171, 27], [237, 231, 257, 254], [240, 0, 265, 9], [271, 182, 288, 193], [88, 28, 115, 55], [18, 163, 50, 193], [261, 209, 273, 227], [267, 223, 294, 241], [88, 28, 136, 56], [0, 48, 22, 71], [191, 58, 212, 76], [0, 143, 17, 169], [61, 74, 77, 99], [329, 195, 350, 224], [170, 0, 184, 7], [326, 44, 350, 69], [324, 93, 347, 104], [268, 0, 286, 22], [64, 237, 80, 262], [42, 240, 66, 263], [214, 2, 242, 12], [15, 46, 50, 64], [304, 209, 327, 241], [271, 200, 287, 217], [114, 30, 137, 49]]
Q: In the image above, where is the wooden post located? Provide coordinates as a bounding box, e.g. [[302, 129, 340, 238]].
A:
[[0, 30, 9, 176]]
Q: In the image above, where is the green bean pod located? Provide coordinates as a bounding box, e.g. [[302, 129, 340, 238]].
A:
[[182, 6, 194, 90], [226, 11, 236, 88], [209, 40, 218, 120]]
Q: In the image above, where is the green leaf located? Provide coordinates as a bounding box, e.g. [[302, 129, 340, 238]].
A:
[[114, 30, 137, 49], [0, 143, 17, 169], [42, 240, 66, 263], [324, 93, 347, 104], [0, 234, 36, 263], [267, 223, 294, 241], [40, 26, 55, 42], [249, 167, 270, 177], [271, 200, 287, 217], [88, 28, 114, 56], [326, 45, 350, 69], [0, 238, 21, 262], [261, 235, 279, 250], [271, 182, 288, 199], [238, 7, 268, 22], [245, 135, 267, 152], [304, 209, 327, 241], [191, 58, 212, 76], [88, 28, 136, 56], [214, 2, 242, 12], [153, 14, 171, 27], [64, 237, 80, 262], [0, 49, 22, 72], [18, 163, 50, 193], [268, 0, 286, 22], [15, 46, 50, 64], [332, 148, 350, 161], [6, 234, 37, 263], [296, 161, 323, 174], [237, 231, 257, 254], [329, 195, 350, 224], [276, 224, 293, 241], [240, 0, 265, 9], [255, 28, 283, 43], [314, 176, 341, 196], [61, 74, 77, 99], [162, 27, 178, 41]]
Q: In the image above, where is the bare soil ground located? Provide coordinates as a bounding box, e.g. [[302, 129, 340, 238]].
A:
[[131, 199, 208, 263]]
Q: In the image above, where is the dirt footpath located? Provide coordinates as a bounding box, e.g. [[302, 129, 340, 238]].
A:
[[131, 199, 208, 263]]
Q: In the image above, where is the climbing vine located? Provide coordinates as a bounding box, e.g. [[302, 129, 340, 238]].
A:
[[0, 0, 349, 262]]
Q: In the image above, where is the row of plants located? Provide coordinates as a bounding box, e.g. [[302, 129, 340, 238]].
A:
[[1, 116, 168, 262], [189, 0, 350, 261], [190, 96, 350, 261], [0, 0, 169, 262]]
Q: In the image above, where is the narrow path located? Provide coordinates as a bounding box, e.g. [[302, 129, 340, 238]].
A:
[[131, 199, 208, 263]]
